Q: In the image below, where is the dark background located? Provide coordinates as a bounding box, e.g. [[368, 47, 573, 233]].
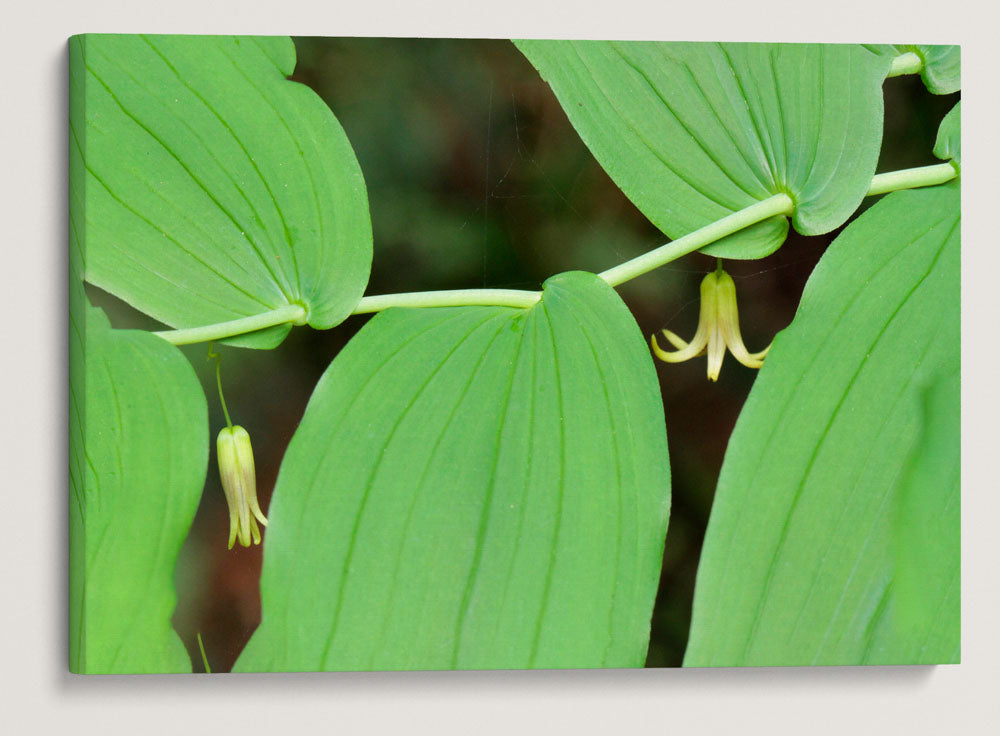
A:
[[88, 37, 957, 672]]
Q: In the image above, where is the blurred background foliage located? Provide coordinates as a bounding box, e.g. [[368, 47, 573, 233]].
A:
[[86, 37, 957, 671]]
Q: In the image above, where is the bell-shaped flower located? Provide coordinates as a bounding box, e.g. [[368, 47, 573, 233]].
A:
[[651, 266, 771, 382], [217, 425, 268, 549]]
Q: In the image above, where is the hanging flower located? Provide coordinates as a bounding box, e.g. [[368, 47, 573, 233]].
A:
[[651, 265, 771, 382], [217, 425, 268, 549]]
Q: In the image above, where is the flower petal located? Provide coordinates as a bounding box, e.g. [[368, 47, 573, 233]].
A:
[[714, 268, 769, 372], [705, 322, 726, 381], [659, 328, 692, 351], [652, 329, 707, 363], [249, 515, 261, 546]]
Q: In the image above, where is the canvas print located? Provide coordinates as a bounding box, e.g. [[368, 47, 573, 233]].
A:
[[69, 35, 960, 673]]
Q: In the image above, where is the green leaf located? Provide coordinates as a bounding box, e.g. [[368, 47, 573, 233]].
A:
[[514, 41, 890, 259], [891, 369, 960, 663], [70, 303, 208, 673], [914, 45, 961, 94], [684, 182, 959, 666], [234, 271, 670, 671], [70, 34, 372, 348], [934, 102, 961, 166], [894, 45, 961, 94]]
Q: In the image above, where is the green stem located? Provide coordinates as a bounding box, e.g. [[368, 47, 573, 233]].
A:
[[599, 194, 795, 287], [207, 343, 233, 428], [196, 632, 211, 674], [150, 163, 958, 345], [352, 288, 540, 314], [153, 304, 307, 346], [887, 52, 923, 78], [866, 162, 957, 196]]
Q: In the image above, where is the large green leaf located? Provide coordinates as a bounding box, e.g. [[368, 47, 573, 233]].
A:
[[234, 271, 670, 671], [514, 41, 890, 259], [684, 182, 959, 666], [70, 34, 372, 348], [69, 302, 208, 673]]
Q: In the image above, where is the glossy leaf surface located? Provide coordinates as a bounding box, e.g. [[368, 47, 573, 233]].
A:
[[69, 304, 208, 673], [515, 41, 890, 259], [70, 34, 372, 348], [684, 182, 959, 666], [235, 271, 670, 671]]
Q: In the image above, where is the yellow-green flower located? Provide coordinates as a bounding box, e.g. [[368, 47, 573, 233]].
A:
[[651, 266, 771, 382], [217, 425, 268, 549]]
